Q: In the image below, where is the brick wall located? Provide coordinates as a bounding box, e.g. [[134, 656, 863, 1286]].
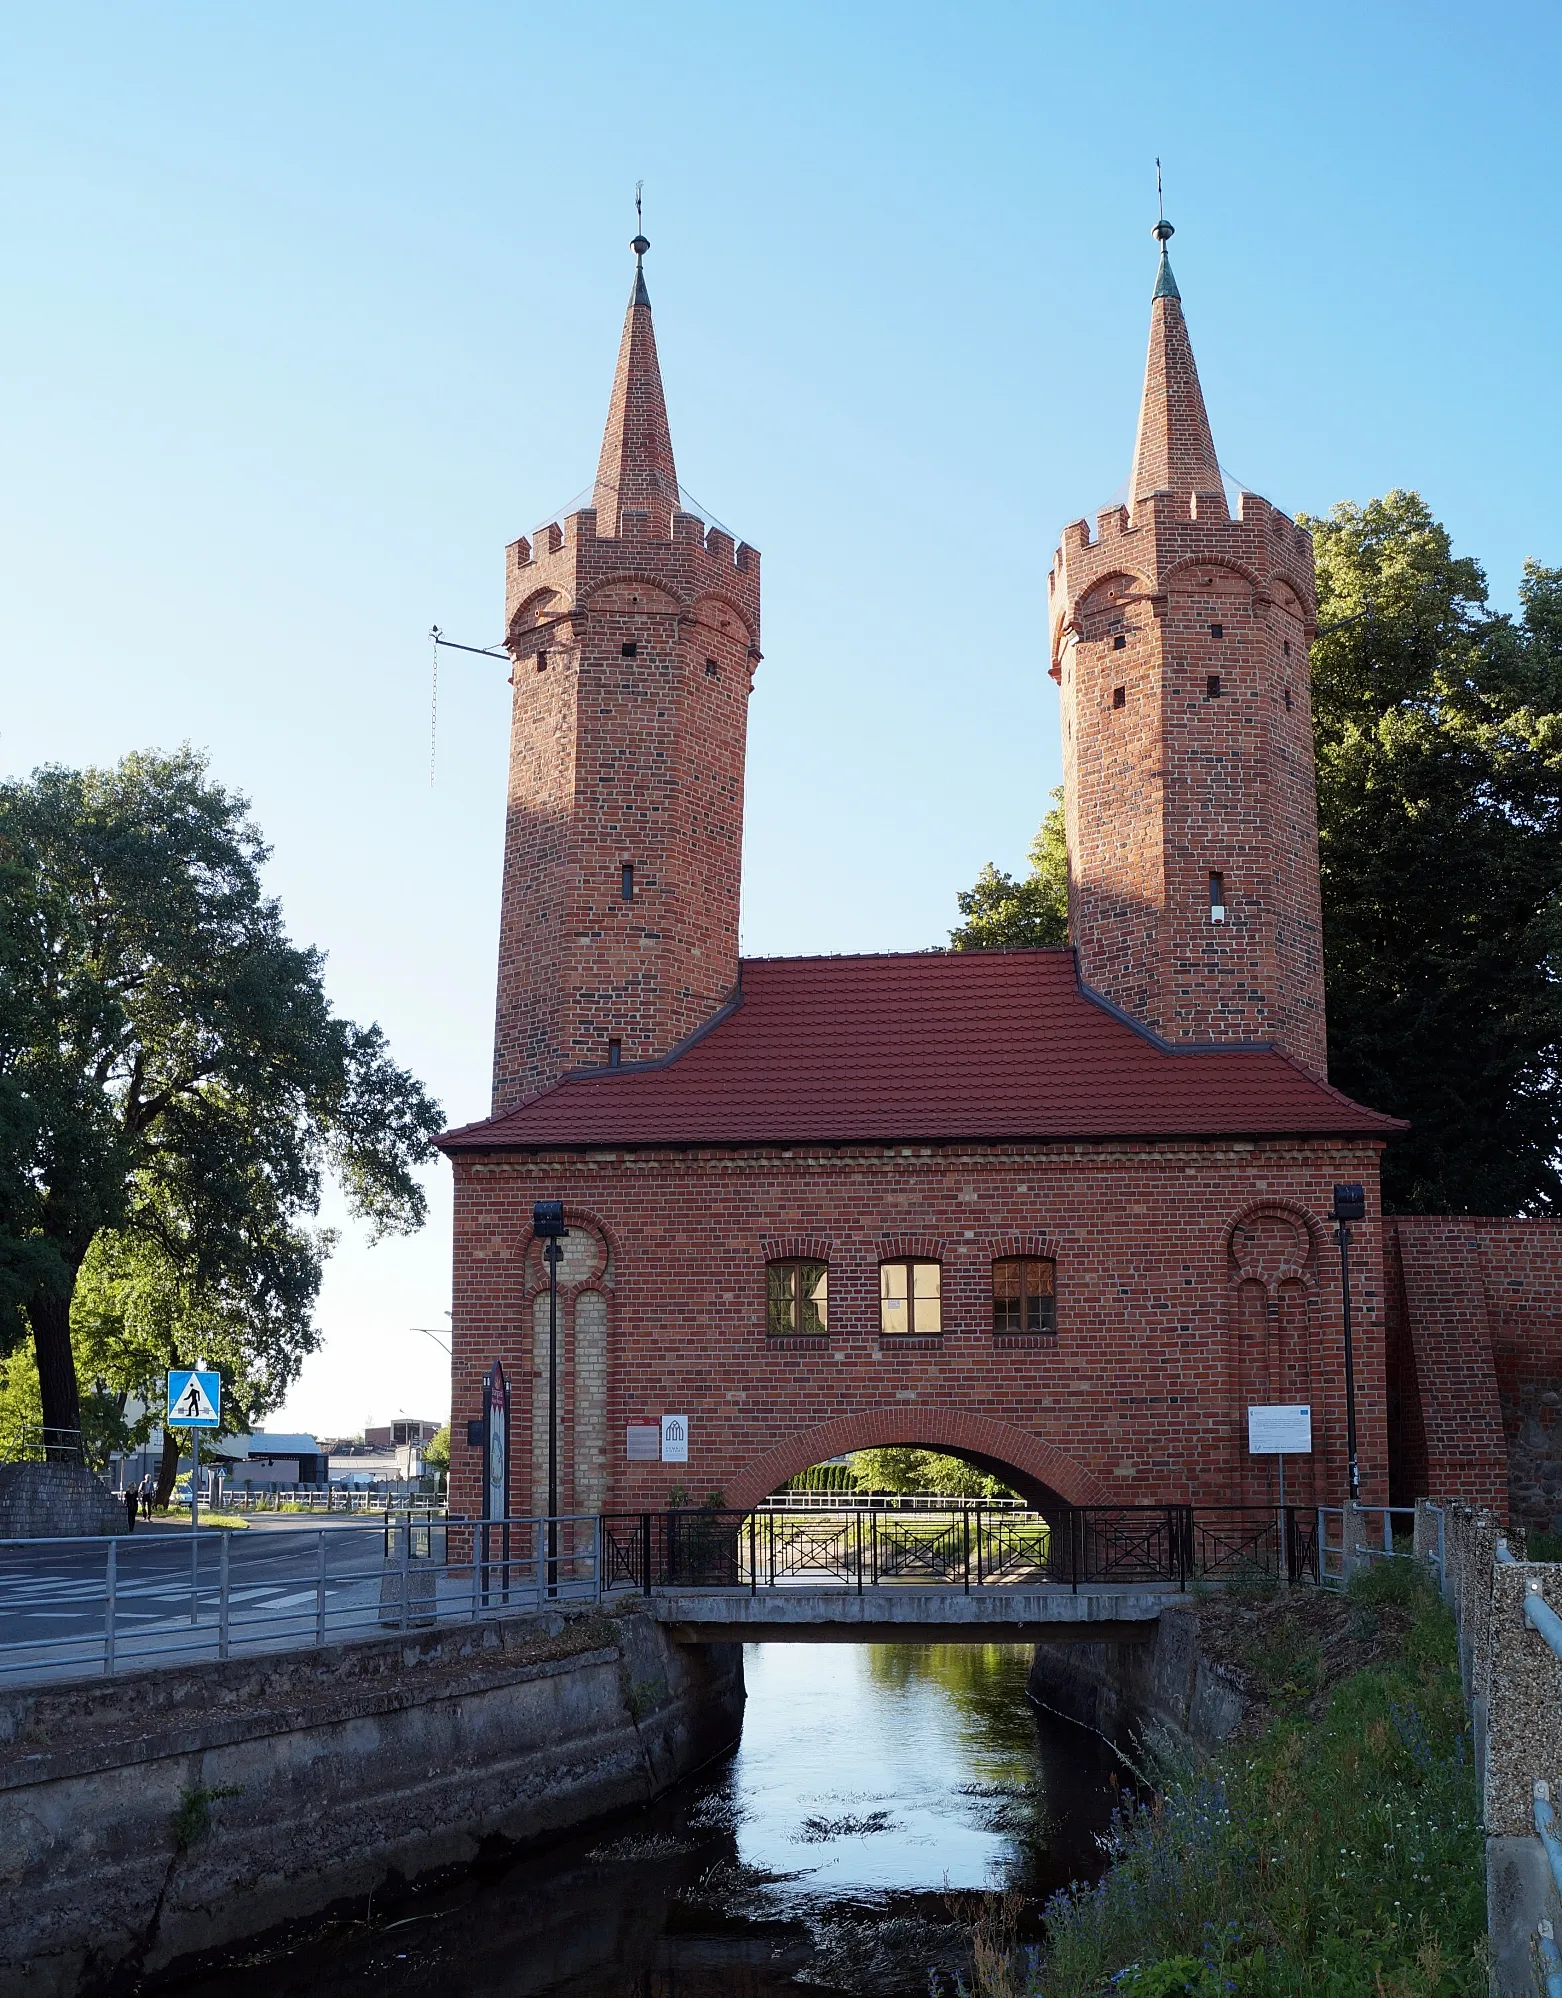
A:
[[1387, 1216, 1562, 1535], [447, 1137, 1390, 1522]]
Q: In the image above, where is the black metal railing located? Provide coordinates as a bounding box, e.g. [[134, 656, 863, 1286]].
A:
[[600, 1502, 1322, 1595]]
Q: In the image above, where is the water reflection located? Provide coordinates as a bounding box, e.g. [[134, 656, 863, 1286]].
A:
[[163, 1643, 1118, 1998]]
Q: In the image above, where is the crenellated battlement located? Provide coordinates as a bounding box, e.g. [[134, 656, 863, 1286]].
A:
[[1049, 485, 1314, 668], [505, 506, 761, 642]]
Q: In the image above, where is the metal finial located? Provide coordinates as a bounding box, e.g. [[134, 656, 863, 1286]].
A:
[[1152, 159, 1174, 245], [631, 180, 649, 261]]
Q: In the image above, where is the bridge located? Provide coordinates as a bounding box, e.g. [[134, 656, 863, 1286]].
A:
[[0, 1499, 1317, 1687]]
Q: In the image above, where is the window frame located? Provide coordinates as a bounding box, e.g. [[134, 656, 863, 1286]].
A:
[[766, 1258, 830, 1340], [991, 1256, 1057, 1341], [878, 1256, 942, 1339]]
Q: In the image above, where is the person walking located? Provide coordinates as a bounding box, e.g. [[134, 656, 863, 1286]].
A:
[[124, 1486, 139, 1532]]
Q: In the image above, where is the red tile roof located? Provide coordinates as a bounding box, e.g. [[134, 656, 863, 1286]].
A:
[[438, 951, 1403, 1152]]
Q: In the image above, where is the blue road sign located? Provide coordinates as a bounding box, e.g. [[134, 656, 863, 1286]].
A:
[[166, 1369, 221, 1429]]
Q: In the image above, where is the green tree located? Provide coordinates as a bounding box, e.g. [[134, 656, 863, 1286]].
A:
[[424, 1424, 450, 1475], [852, 1446, 1014, 1499], [949, 788, 1069, 950], [1306, 493, 1562, 1213], [0, 749, 444, 1453]]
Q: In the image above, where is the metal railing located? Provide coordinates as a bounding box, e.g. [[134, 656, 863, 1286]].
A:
[[1494, 1535, 1562, 1994], [0, 1511, 601, 1687], [761, 1490, 1035, 1512], [0, 1424, 87, 1465], [1317, 1503, 1420, 1586], [600, 1502, 1323, 1595]]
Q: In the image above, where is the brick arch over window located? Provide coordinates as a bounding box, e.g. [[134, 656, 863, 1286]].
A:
[[727, 1409, 1113, 1512], [875, 1234, 945, 1264], [986, 1232, 1057, 1263], [761, 1234, 833, 1266]]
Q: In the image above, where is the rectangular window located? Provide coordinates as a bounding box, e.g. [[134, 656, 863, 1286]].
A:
[[621, 641, 637, 657], [880, 1258, 941, 1336], [1210, 871, 1226, 922], [535, 650, 548, 672], [1206, 673, 1222, 698], [621, 863, 634, 901], [767, 1260, 829, 1337], [608, 1039, 621, 1067], [1210, 622, 1224, 638], [992, 1257, 1056, 1337], [1112, 633, 1127, 651], [705, 657, 719, 677], [1113, 685, 1126, 709]]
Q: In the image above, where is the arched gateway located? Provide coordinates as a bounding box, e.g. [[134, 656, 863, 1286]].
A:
[[728, 1411, 1112, 1514], [438, 225, 1401, 1524]]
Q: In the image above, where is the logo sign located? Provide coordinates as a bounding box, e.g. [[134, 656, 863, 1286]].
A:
[[166, 1370, 221, 1429], [626, 1418, 660, 1463], [1248, 1404, 1312, 1456], [660, 1413, 689, 1464]]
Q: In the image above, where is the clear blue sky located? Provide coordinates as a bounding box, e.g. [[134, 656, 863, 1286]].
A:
[[3, 3, 1558, 1436]]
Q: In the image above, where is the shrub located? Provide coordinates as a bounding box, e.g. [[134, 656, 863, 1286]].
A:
[[1019, 1584, 1484, 1996]]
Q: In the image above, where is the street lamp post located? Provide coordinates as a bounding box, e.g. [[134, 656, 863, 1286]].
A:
[[1332, 1183, 1366, 1512], [533, 1201, 568, 1595]]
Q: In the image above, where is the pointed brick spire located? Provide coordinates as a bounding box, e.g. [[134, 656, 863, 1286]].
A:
[[1128, 220, 1225, 517], [593, 233, 679, 533]]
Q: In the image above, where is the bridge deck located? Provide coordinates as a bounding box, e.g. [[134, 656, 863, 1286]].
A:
[[648, 1583, 1176, 1643]]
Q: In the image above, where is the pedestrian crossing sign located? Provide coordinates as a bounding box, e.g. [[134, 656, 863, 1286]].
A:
[[166, 1369, 221, 1429]]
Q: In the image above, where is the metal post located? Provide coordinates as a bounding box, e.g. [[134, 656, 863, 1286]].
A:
[[317, 1529, 328, 1646], [546, 1237, 560, 1597], [748, 1510, 757, 1597], [641, 1512, 651, 1597], [398, 1513, 409, 1631], [1277, 1455, 1289, 1589], [219, 1528, 230, 1659], [962, 1505, 971, 1593], [104, 1537, 116, 1676], [855, 1509, 863, 1596], [1335, 1217, 1361, 1507]]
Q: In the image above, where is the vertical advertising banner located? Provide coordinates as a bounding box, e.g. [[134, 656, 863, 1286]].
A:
[[484, 1360, 510, 1521]]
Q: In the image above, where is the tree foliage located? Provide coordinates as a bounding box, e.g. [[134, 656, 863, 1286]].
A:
[[0, 748, 445, 1442], [949, 788, 1069, 951], [851, 1446, 1015, 1500], [1307, 492, 1562, 1214]]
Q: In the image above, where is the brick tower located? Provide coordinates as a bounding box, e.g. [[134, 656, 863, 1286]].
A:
[[492, 234, 761, 1113], [1049, 219, 1328, 1075]]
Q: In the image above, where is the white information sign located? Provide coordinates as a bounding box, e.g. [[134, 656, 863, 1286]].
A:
[[166, 1369, 221, 1429], [626, 1419, 660, 1463], [660, 1413, 689, 1464], [1247, 1404, 1312, 1455]]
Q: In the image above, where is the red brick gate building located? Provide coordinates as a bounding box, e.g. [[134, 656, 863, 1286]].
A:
[[439, 221, 1415, 1524]]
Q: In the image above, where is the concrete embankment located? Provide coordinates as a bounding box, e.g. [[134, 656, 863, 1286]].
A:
[[1027, 1599, 1247, 1753], [0, 1600, 744, 1997]]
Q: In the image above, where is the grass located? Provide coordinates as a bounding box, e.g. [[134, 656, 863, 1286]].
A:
[[148, 1508, 249, 1529], [947, 1562, 1485, 1998], [1528, 1527, 1562, 1563]]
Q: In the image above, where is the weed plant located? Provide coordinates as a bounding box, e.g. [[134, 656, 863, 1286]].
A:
[[951, 1562, 1484, 1997]]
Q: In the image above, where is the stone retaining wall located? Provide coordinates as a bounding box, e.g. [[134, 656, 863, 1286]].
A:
[[0, 1600, 743, 1997], [1026, 1603, 1247, 1755]]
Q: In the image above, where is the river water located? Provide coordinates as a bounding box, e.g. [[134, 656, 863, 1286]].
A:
[[173, 1643, 1121, 1998]]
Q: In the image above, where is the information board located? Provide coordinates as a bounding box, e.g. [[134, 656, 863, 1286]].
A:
[[1247, 1404, 1312, 1455]]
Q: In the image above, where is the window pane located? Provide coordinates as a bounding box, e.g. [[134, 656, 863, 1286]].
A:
[[880, 1260, 908, 1335], [767, 1262, 796, 1336], [801, 1263, 829, 1335], [992, 1258, 1022, 1300], [912, 1260, 941, 1334], [995, 1292, 1020, 1335]]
